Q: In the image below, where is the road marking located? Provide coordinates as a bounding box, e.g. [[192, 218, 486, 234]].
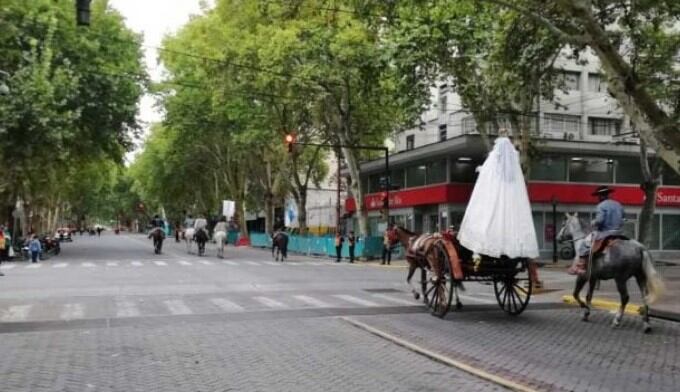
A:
[[309, 262, 325, 266], [342, 317, 539, 392], [178, 260, 192, 266], [293, 295, 331, 308], [163, 299, 193, 315], [1, 305, 32, 322], [221, 260, 238, 266], [153, 261, 168, 266], [370, 293, 416, 306], [52, 262, 68, 268], [245, 261, 261, 266], [106, 262, 118, 267], [263, 261, 280, 266], [115, 300, 140, 318], [198, 260, 214, 265], [60, 303, 85, 320], [458, 295, 496, 304], [253, 296, 288, 309], [210, 298, 244, 312], [25, 263, 42, 269], [81, 262, 96, 268], [0, 264, 16, 270], [333, 295, 380, 307], [131, 261, 143, 267]]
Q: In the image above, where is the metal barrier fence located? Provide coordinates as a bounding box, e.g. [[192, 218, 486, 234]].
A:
[[249, 232, 403, 260]]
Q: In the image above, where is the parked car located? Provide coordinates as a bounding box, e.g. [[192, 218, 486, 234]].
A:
[[56, 228, 73, 242]]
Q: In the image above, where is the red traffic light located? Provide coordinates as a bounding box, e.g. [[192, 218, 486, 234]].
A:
[[285, 134, 295, 144]]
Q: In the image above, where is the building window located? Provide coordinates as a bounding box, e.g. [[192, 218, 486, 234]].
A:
[[588, 117, 621, 136], [662, 163, 680, 186], [615, 158, 644, 184], [406, 135, 415, 150], [568, 157, 614, 183], [450, 158, 479, 183], [662, 215, 680, 250], [405, 164, 427, 187], [558, 71, 581, 91], [427, 160, 447, 184], [368, 174, 382, 193], [439, 124, 447, 142], [462, 116, 477, 134], [390, 168, 404, 190], [529, 156, 567, 181], [544, 113, 581, 135], [588, 73, 607, 93]]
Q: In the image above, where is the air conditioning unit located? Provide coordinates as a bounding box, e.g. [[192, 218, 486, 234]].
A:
[[563, 133, 575, 141], [622, 136, 640, 144]]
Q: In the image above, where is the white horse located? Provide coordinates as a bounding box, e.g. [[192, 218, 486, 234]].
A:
[[214, 230, 227, 258], [184, 227, 195, 254]]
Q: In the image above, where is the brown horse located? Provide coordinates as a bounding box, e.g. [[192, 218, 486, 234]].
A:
[[392, 226, 463, 311]]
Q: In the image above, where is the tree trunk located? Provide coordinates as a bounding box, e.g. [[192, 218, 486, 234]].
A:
[[638, 139, 662, 247], [297, 188, 308, 235], [338, 137, 368, 237]]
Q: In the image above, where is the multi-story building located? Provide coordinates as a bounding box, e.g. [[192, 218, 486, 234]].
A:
[[345, 50, 680, 258]]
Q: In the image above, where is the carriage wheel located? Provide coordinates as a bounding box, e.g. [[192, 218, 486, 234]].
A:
[[493, 260, 532, 316], [425, 246, 454, 318]]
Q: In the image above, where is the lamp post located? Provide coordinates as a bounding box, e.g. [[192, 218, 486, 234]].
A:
[[552, 197, 558, 264]]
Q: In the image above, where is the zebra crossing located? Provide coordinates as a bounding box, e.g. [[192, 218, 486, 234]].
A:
[[0, 292, 419, 323], [0, 259, 355, 271]]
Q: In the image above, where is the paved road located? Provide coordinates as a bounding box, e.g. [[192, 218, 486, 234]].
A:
[[1, 233, 677, 391]]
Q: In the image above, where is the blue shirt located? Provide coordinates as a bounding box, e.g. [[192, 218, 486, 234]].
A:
[[593, 199, 624, 232], [29, 239, 41, 252]]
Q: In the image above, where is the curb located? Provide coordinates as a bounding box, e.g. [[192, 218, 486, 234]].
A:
[[561, 295, 641, 315], [342, 317, 538, 392]]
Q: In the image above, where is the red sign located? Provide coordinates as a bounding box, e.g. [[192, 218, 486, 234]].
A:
[[345, 182, 680, 212]]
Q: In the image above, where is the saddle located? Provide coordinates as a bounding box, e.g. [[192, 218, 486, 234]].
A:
[[591, 234, 628, 256]]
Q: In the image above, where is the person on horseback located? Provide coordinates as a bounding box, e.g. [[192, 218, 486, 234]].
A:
[[148, 214, 165, 238], [569, 185, 625, 275], [193, 214, 208, 238]]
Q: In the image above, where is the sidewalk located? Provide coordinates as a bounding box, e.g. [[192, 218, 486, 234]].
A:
[[536, 258, 680, 320]]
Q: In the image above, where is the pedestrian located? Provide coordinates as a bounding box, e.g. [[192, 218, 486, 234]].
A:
[[175, 222, 181, 243], [382, 224, 394, 265], [29, 235, 41, 263], [0, 225, 5, 276], [334, 231, 344, 263], [348, 231, 356, 264]]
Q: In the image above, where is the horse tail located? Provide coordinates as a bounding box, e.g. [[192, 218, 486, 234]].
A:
[[642, 249, 665, 304]]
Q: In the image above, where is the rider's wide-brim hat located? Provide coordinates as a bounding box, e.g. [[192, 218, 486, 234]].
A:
[[591, 185, 614, 196]]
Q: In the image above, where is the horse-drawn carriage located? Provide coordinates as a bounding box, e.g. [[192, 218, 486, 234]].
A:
[[394, 227, 532, 318]]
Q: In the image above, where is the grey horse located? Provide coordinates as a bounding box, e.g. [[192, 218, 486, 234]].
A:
[[557, 213, 665, 332]]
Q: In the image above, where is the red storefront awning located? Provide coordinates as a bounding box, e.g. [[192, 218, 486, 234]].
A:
[[345, 182, 680, 212]]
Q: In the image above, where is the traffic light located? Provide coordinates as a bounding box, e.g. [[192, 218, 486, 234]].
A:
[[76, 0, 92, 26], [285, 133, 296, 153]]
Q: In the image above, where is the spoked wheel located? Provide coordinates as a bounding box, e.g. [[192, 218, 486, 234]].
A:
[[493, 259, 532, 316], [424, 246, 454, 318]]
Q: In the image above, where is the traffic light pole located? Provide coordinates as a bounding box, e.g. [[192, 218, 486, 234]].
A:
[[290, 141, 390, 223]]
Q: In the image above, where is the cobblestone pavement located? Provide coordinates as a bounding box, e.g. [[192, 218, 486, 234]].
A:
[[350, 307, 680, 392], [0, 316, 507, 392]]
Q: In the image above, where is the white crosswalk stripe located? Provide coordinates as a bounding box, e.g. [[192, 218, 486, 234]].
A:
[[198, 260, 214, 265], [81, 262, 96, 268], [131, 261, 143, 267], [1, 305, 32, 322], [309, 262, 325, 266], [370, 293, 415, 306], [153, 261, 168, 266], [106, 262, 119, 267], [210, 298, 244, 312], [60, 303, 85, 320], [0, 264, 16, 270], [52, 262, 68, 268], [263, 261, 280, 266], [115, 299, 140, 317], [178, 260, 192, 266], [163, 299, 192, 315], [333, 295, 380, 307], [253, 296, 288, 309], [25, 263, 42, 269], [244, 261, 261, 266], [293, 295, 331, 308], [221, 260, 238, 266]]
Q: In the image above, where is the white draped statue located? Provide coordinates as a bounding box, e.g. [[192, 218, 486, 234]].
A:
[[457, 137, 539, 259]]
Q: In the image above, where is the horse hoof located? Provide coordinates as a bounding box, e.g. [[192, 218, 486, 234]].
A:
[[643, 324, 652, 334], [455, 302, 463, 310], [581, 314, 589, 322], [413, 292, 420, 300], [612, 320, 621, 328]]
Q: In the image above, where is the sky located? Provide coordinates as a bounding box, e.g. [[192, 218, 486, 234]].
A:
[[108, 0, 211, 161]]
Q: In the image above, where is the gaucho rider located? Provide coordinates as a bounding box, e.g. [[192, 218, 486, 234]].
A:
[[148, 214, 165, 239], [569, 185, 625, 275]]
